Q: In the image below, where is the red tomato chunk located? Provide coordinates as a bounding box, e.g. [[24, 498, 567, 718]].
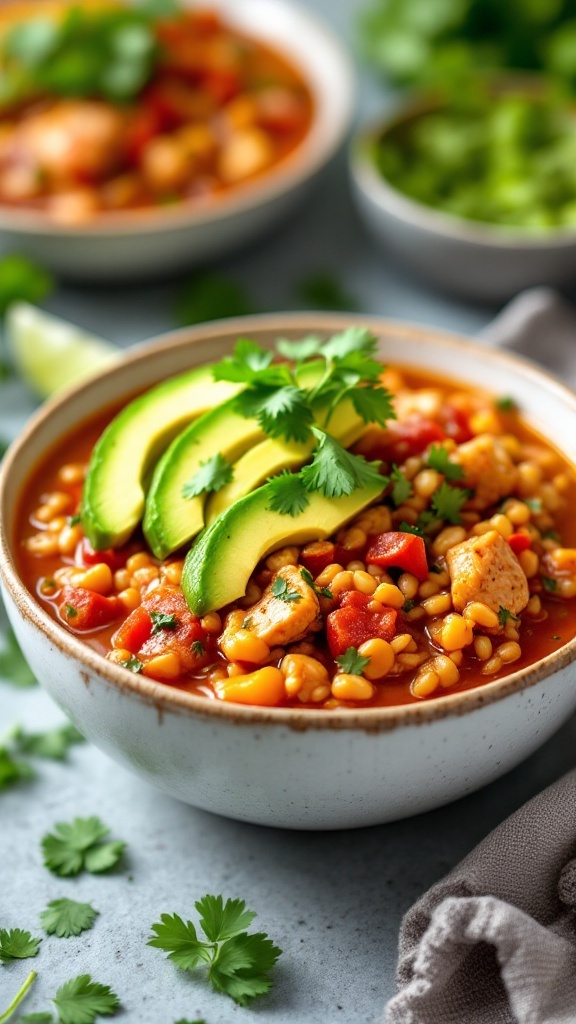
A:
[[112, 585, 208, 672], [59, 585, 120, 630], [327, 591, 397, 658], [366, 532, 429, 581]]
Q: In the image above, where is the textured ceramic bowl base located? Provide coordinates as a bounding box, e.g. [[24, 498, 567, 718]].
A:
[[2, 315, 576, 828], [0, 0, 354, 281], [350, 126, 576, 303]]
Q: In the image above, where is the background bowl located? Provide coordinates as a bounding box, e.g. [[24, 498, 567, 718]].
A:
[[0, 0, 354, 281], [349, 101, 576, 302], [2, 314, 576, 829]]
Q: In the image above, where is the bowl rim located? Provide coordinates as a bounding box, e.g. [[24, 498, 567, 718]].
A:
[[350, 94, 576, 251], [2, 311, 576, 733], [0, 0, 355, 238]]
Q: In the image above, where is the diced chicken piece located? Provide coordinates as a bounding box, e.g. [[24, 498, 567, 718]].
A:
[[222, 565, 321, 650], [446, 530, 529, 616], [14, 100, 125, 184], [393, 388, 444, 421], [453, 433, 518, 510]]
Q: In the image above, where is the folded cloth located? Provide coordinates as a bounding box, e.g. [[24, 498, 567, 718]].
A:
[[385, 290, 576, 1024]]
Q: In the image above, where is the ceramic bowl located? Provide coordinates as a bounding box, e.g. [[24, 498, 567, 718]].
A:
[[0, 0, 354, 282], [349, 101, 576, 302], [2, 313, 576, 830]]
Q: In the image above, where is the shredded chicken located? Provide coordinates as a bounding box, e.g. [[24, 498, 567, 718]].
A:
[[446, 529, 529, 615], [221, 565, 321, 650], [453, 434, 518, 510]]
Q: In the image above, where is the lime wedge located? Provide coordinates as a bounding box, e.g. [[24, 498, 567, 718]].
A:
[[5, 301, 119, 398]]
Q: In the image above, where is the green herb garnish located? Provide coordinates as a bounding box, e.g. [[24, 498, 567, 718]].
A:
[[498, 606, 519, 627], [495, 396, 518, 412], [430, 481, 470, 524], [182, 453, 234, 499], [266, 472, 310, 516], [119, 654, 143, 674], [390, 464, 412, 506], [148, 895, 282, 1007], [40, 898, 99, 939], [301, 429, 383, 499], [426, 444, 464, 481], [149, 611, 178, 634], [0, 928, 41, 962], [271, 578, 302, 604], [336, 646, 371, 675], [42, 816, 125, 877], [190, 641, 205, 658], [542, 576, 559, 593], [299, 566, 333, 599]]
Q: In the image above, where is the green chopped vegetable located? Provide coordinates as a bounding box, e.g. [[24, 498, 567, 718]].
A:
[[336, 646, 371, 675], [271, 577, 302, 603]]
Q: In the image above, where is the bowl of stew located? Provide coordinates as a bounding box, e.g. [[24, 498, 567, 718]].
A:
[[349, 80, 576, 301], [0, 0, 353, 280], [2, 313, 576, 829]]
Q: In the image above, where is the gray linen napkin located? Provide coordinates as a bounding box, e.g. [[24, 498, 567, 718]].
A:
[[385, 289, 576, 1024]]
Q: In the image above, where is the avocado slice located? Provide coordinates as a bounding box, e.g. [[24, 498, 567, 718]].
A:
[[142, 360, 325, 559], [205, 397, 367, 526], [143, 399, 266, 559], [182, 476, 385, 615], [82, 366, 241, 550]]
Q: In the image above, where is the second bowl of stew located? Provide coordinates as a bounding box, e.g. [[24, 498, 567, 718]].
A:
[[2, 313, 576, 828]]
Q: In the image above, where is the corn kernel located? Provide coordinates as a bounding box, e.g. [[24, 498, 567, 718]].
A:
[[373, 582, 405, 609], [220, 629, 270, 665], [357, 638, 395, 678], [214, 666, 285, 706], [331, 673, 375, 701]]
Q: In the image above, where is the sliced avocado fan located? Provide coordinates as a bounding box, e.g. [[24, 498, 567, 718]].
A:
[[181, 475, 385, 616]]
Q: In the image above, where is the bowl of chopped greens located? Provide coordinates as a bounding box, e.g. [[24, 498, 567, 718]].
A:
[[0, 0, 354, 280], [350, 79, 576, 300], [2, 312, 576, 828]]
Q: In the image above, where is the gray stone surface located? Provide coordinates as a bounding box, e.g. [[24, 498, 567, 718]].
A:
[[2, 1, 575, 1021]]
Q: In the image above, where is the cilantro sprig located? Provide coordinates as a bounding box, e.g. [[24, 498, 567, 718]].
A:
[[149, 611, 178, 634], [426, 444, 465, 482], [182, 454, 234, 499], [21, 974, 121, 1024], [301, 429, 384, 499], [148, 895, 282, 1007], [272, 577, 302, 603], [0, 723, 84, 791], [42, 817, 125, 877], [336, 647, 371, 675]]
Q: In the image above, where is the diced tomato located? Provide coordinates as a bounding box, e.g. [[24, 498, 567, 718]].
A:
[[440, 403, 473, 444], [366, 532, 429, 581], [327, 591, 397, 658], [356, 415, 446, 464], [124, 104, 163, 163], [112, 605, 153, 653], [255, 89, 308, 134], [508, 532, 531, 556], [201, 69, 241, 105], [59, 586, 120, 631], [77, 537, 130, 572], [300, 541, 337, 576]]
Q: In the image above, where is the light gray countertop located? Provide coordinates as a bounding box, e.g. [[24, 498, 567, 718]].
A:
[[2, 2, 575, 1022]]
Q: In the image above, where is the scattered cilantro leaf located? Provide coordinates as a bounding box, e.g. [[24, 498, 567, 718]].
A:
[[526, 498, 543, 513], [275, 335, 322, 362], [191, 641, 205, 658], [52, 975, 120, 1024], [119, 655, 143, 674], [403, 599, 415, 612], [16, 723, 84, 761], [266, 473, 310, 517], [336, 646, 371, 675], [542, 576, 558, 592], [0, 255, 53, 318], [495, 396, 518, 412], [0, 928, 41, 962], [149, 896, 282, 1007], [398, 521, 422, 536], [299, 566, 333, 599], [0, 627, 37, 686], [301, 428, 383, 498], [0, 746, 34, 790], [42, 817, 125, 877], [1, 970, 38, 1022], [235, 383, 314, 442], [297, 273, 359, 312], [40, 899, 98, 939], [498, 606, 519, 627], [213, 339, 281, 385], [320, 327, 378, 363], [348, 383, 395, 428], [182, 453, 234, 499], [272, 577, 302, 603], [430, 481, 470, 524], [63, 604, 77, 620], [390, 465, 412, 506], [178, 273, 254, 327], [426, 444, 464, 481], [149, 611, 178, 634]]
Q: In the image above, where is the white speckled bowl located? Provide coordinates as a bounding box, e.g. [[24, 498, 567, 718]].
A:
[[349, 99, 576, 302], [2, 314, 576, 829], [0, 0, 354, 281]]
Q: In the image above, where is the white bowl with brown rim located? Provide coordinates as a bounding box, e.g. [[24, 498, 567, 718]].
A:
[[1, 313, 576, 829]]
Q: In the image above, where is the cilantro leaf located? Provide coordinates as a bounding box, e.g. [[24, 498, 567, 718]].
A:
[[266, 473, 310, 517], [297, 273, 359, 312], [336, 646, 371, 675], [498, 606, 519, 627], [320, 327, 378, 362], [426, 444, 465, 481], [0, 627, 37, 686], [398, 520, 423, 536], [0, 254, 53, 318], [52, 975, 120, 1024], [149, 896, 281, 1007], [495, 396, 517, 412], [275, 336, 322, 362], [301, 428, 383, 498], [0, 746, 35, 790], [235, 384, 313, 443], [149, 611, 178, 635], [190, 641, 205, 658], [195, 895, 256, 942], [0, 928, 41, 962], [526, 498, 543, 513], [177, 273, 254, 327], [42, 817, 125, 877], [272, 577, 302, 603], [119, 654, 143, 674], [40, 899, 99, 939], [349, 382, 395, 427], [299, 566, 333, 599], [182, 453, 234, 499], [17, 723, 84, 761], [212, 339, 281, 385], [542, 576, 558, 592], [430, 481, 470, 524], [391, 465, 413, 506]]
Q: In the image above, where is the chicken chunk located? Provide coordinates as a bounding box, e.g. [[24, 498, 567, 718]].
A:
[[222, 565, 321, 650], [13, 100, 126, 184], [453, 434, 518, 510], [446, 530, 529, 615]]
